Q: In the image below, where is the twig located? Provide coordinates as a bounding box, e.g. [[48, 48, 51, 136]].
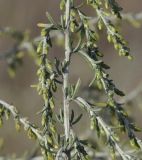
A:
[[74, 97, 137, 160], [0, 99, 45, 148]]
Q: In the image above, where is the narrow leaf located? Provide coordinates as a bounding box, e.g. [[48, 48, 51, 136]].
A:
[[72, 78, 81, 99]]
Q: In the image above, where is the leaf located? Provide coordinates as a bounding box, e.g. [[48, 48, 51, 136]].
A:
[[69, 84, 74, 98], [55, 58, 62, 75], [46, 34, 52, 48], [89, 74, 96, 87], [95, 118, 101, 137], [72, 114, 83, 125], [73, 28, 85, 52], [52, 81, 57, 92], [60, 15, 65, 29], [57, 109, 64, 124], [37, 23, 54, 29], [101, 62, 110, 69], [37, 40, 43, 54], [94, 102, 107, 107], [78, 10, 92, 20], [75, 97, 92, 112], [90, 117, 95, 130], [70, 110, 75, 124], [49, 97, 55, 109], [56, 114, 63, 124], [61, 61, 70, 73], [78, 50, 102, 69], [114, 88, 125, 96], [72, 78, 81, 99], [46, 12, 56, 25]]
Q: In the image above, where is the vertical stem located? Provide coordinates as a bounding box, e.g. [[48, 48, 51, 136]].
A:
[[63, 0, 71, 140]]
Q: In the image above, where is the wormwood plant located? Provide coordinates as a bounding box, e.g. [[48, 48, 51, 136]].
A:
[[0, 0, 142, 160]]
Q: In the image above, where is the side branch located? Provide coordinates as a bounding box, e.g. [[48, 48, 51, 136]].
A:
[[74, 97, 137, 160], [0, 99, 45, 146]]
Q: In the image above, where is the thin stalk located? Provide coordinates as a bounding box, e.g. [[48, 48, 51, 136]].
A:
[[63, 0, 72, 140], [0, 99, 44, 144]]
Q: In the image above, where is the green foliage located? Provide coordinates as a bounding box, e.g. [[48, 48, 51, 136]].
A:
[[0, 1, 142, 160]]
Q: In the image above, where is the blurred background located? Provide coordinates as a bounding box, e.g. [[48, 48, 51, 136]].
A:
[[0, 0, 142, 157]]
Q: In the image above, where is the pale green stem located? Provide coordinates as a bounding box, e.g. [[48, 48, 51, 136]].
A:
[[63, 0, 72, 140]]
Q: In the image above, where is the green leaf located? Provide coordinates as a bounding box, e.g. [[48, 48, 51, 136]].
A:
[[72, 78, 81, 99], [89, 74, 96, 87], [70, 110, 75, 124], [73, 28, 85, 53], [55, 58, 62, 75], [114, 88, 125, 96], [78, 50, 102, 69], [46, 12, 56, 25], [72, 114, 83, 125]]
